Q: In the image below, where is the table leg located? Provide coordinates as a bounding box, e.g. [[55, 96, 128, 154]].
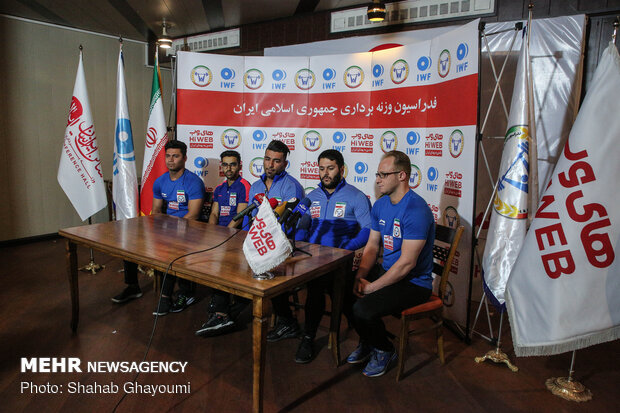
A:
[[65, 240, 79, 332], [252, 297, 269, 413], [328, 262, 346, 367]]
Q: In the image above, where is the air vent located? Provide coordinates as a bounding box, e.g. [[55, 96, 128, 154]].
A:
[[331, 0, 494, 33], [167, 28, 241, 55]]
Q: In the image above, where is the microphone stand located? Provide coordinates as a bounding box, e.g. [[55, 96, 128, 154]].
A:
[[288, 224, 312, 257]]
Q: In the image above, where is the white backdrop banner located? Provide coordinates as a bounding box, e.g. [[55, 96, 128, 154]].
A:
[[177, 20, 479, 327]]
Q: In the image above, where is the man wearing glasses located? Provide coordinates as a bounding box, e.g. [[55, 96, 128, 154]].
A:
[[196, 150, 250, 335], [208, 150, 250, 228], [346, 150, 435, 378]]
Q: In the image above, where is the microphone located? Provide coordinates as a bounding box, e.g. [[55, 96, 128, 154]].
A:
[[277, 198, 300, 224], [284, 197, 312, 230], [233, 193, 265, 222], [266, 198, 279, 210], [273, 199, 292, 219]]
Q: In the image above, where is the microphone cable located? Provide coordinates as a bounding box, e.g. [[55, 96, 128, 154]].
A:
[[112, 226, 246, 412]]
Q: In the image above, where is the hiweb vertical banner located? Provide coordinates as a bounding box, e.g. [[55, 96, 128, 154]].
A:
[[176, 20, 478, 327]]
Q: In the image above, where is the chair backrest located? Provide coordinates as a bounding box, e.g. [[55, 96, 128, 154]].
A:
[[432, 224, 465, 299]]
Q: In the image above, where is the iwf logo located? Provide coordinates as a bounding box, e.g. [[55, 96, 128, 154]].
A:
[[249, 157, 264, 178], [332, 131, 346, 144], [303, 130, 322, 152], [373, 64, 384, 78], [194, 157, 208, 169], [244, 69, 264, 89], [253, 129, 267, 142], [409, 164, 422, 189], [221, 67, 236, 80], [380, 131, 398, 153], [449, 129, 464, 158], [191, 66, 212, 87], [407, 131, 421, 145], [457, 43, 469, 61], [272, 69, 286, 81], [417, 56, 432, 72], [114, 118, 135, 162], [344, 66, 364, 88], [427, 166, 439, 183], [438, 49, 451, 78], [355, 162, 368, 174], [295, 69, 316, 90], [390, 59, 409, 84], [323, 68, 336, 81], [221, 128, 241, 149]]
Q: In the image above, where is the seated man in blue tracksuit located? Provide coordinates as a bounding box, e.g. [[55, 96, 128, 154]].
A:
[[243, 140, 305, 229], [197, 140, 304, 335], [195, 150, 251, 336], [268, 149, 372, 364]]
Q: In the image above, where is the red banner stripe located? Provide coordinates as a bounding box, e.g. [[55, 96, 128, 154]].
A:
[[177, 74, 478, 129]]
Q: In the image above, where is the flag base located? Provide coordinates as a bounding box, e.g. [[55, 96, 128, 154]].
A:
[[253, 272, 275, 280], [79, 260, 104, 274], [79, 247, 105, 275], [474, 348, 519, 372], [545, 377, 592, 402]]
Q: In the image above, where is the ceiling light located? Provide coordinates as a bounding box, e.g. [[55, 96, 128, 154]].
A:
[[158, 18, 172, 49], [367, 0, 386, 22]]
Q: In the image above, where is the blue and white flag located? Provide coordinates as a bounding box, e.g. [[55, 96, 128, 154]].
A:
[[112, 46, 138, 220], [481, 33, 531, 310]]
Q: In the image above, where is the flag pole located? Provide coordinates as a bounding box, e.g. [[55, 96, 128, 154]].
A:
[[545, 350, 592, 401], [613, 18, 618, 45], [526, 2, 539, 226], [79, 217, 105, 274]]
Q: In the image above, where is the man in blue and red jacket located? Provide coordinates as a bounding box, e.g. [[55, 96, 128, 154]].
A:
[[268, 149, 372, 364]]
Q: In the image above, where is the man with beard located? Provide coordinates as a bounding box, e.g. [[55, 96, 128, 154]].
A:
[[245, 140, 304, 217], [195, 150, 251, 336], [346, 150, 434, 378], [267, 149, 372, 364], [196, 141, 304, 336]]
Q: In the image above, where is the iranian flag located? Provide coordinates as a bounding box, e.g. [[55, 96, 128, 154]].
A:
[[140, 52, 168, 216]]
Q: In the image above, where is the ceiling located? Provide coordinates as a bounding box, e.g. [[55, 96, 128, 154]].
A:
[[0, 0, 379, 43]]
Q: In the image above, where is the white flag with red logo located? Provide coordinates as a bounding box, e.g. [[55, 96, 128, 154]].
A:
[[140, 52, 168, 216], [57, 51, 107, 221], [112, 46, 139, 220], [243, 199, 292, 275], [505, 42, 620, 357], [482, 34, 531, 310]]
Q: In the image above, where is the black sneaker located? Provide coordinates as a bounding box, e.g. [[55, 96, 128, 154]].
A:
[[170, 294, 196, 313], [295, 335, 315, 364], [111, 286, 142, 303], [266, 318, 301, 342], [195, 313, 235, 336], [153, 297, 172, 316]]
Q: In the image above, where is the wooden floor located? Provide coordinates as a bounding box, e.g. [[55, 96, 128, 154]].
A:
[[1, 238, 618, 412]]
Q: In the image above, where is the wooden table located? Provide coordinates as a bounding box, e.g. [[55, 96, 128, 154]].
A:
[[59, 215, 353, 413]]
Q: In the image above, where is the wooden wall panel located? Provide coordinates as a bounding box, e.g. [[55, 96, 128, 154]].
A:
[[0, 15, 173, 241]]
